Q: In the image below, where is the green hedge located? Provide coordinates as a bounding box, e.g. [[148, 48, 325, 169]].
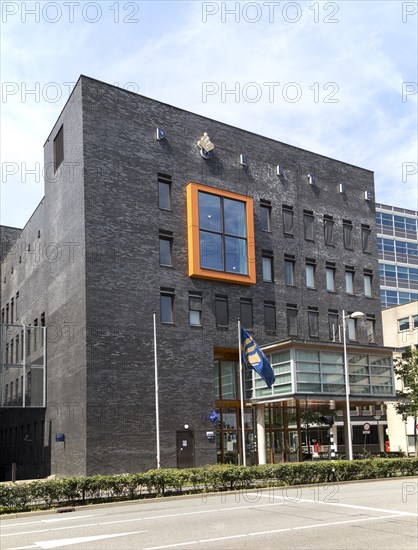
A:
[[1, 458, 417, 514]]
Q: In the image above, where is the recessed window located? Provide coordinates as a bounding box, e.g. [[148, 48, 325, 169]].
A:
[[413, 315, 418, 330], [306, 261, 316, 289], [158, 173, 172, 210], [160, 289, 174, 323], [361, 224, 371, 253], [53, 125, 64, 172], [308, 307, 319, 338], [347, 316, 357, 341], [328, 310, 339, 341], [326, 264, 336, 292], [240, 298, 253, 330], [262, 252, 273, 282], [286, 303, 298, 336], [364, 271, 372, 297], [187, 182, 255, 285], [189, 293, 202, 326], [284, 256, 295, 286], [215, 295, 229, 328], [324, 215, 334, 245], [303, 210, 314, 241], [260, 201, 271, 232], [366, 315, 376, 343], [159, 233, 173, 266], [345, 267, 355, 294], [343, 220, 353, 250], [282, 205, 294, 236], [398, 317, 409, 332], [10, 298, 14, 323], [264, 301, 276, 334]]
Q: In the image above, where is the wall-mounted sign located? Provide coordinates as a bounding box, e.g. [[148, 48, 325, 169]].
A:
[[206, 431, 215, 441], [55, 433, 65, 442]]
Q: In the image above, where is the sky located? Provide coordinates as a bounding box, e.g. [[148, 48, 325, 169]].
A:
[[1, 0, 417, 228]]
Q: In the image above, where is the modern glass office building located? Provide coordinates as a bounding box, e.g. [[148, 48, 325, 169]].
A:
[[376, 203, 418, 308]]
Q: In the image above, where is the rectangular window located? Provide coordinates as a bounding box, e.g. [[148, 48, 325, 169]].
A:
[[33, 318, 38, 351], [160, 288, 174, 323], [260, 200, 271, 231], [326, 264, 336, 292], [262, 252, 274, 282], [413, 315, 418, 329], [6, 304, 9, 324], [15, 334, 19, 363], [366, 315, 376, 343], [158, 173, 172, 210], [361, 224, 371, 253], [1, 308, 4, 324], [284, 256, 295, 286], [343, 220, 353, 249], [398, 317, 409, 331], [286, 303, 298, 336], [10, 298, 14, 324], [215, 295, 229, 328], [187, 182, 256, 285], [303, 210, 314, 241], [345, 267, 355, 294], [53, 125, 64, 172], [306, 261, 316, 289], [348, 317, 357, 341], [189, 293, 202, 326], [364, 271, 372, 297], [15, 292, 19, 320], [324, 215, 334, 245], [308, 307, 319, 338], [328, 310, 339, 341], [283, 205, 294, 236], [40, 313, 45, 348], [159, 233, 173, 266], [240, 298, 253, 330], [264, 301, 276, 334]]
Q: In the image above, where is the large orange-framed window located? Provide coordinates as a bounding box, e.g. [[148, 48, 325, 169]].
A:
[[186, 182, 256, 285]]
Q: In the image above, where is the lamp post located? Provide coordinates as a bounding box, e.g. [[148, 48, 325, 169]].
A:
[[342, 310, 365, 461], [374, 414, 382, 452]]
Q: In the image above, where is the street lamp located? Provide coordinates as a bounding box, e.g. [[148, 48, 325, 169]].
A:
[[342, 310, 365, 460]]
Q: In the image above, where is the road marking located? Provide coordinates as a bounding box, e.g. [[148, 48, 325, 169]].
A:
[[260, 492, 418, 517], [143, 514, 410, 549], [6, 531, 147, 550]]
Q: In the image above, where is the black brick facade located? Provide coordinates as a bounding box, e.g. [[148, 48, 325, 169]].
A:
[[1, 76, 382, 478]]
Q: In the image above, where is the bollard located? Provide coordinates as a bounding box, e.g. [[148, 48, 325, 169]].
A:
[[11, 462, 17, 483]]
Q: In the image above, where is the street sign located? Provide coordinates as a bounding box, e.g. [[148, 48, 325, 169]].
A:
[[363, 422, 371, 434]]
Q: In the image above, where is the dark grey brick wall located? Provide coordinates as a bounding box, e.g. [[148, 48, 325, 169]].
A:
[[80, 77, 381, 474], [1, 75, 383, 478], [0, 226, 22, 262]]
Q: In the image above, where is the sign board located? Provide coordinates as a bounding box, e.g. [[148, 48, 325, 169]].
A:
[[55, 433, 65, 442], [206, 431, 215, 441], [363, 422, 371, 434]]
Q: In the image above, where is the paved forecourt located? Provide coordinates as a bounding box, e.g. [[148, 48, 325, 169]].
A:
[[1, 478, 417, 549]]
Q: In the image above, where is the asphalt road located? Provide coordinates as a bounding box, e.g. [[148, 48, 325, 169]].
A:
[[1, 478, 417, 549]]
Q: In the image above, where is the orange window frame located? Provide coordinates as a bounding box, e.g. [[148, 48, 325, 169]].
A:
[[186, 181, 256, 285]]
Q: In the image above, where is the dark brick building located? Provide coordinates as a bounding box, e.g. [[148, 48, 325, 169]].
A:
[[0, 76, 394, 479]]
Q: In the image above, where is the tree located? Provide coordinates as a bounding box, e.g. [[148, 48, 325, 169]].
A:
[[393, 346, 418, 457]]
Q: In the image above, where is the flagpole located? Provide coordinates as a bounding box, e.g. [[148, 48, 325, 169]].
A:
[[238, 319, 247, 467], [153, 313, 161, 469]]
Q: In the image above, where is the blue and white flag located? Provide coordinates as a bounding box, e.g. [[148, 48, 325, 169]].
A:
[[241, 327, 275, 388]]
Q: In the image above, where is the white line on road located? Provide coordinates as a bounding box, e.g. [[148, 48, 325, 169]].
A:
[[144, 514, 410, 550], [5, 530, 148, 550], [260, 492, 418, 517]]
